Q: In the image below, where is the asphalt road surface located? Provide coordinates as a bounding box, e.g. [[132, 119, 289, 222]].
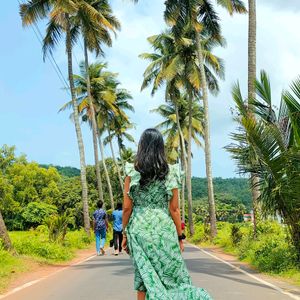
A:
[[2, 245, 299, 300]]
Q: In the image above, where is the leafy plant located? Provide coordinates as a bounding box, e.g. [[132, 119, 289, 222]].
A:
[[44, 214, 74, 243], [22, 202, 57, 228], [231, 224, 242, 245], [227, 71, 300, 260]]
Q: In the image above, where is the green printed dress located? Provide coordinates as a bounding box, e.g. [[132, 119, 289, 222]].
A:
[[125, 162, 213, 300]]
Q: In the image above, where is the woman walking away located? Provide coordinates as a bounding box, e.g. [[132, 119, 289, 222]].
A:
[[112, 203, 123, 256], [93, 201, 108, 256], [122, 128, 212, 300]]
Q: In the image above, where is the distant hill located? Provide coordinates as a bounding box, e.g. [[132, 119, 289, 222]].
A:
[[192, 177, 251, 209], [40, 164, 80, 177]]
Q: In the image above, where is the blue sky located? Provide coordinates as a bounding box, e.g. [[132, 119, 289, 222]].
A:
[[1, 1, 300, 178]]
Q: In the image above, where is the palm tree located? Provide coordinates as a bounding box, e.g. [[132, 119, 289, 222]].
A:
[[76, 0, 120, 204], [152, 98, 204, 222], [105, 88, 134, 189], [248, 0, 259, 238], [140, 29, 224, 235], [164, 0, 246, 238], [69, 61, 132, 209], [20, 0, 97, 235], [151, 99, 203, 163], [69, 61, 117, 209], [108, 116, 136, 172], [227, 71, 300, 260], [0, 210, 13, 252]]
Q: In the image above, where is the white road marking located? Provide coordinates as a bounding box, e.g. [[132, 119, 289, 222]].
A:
[[189, 244, 300, 300], [0, 254, 96, 299]]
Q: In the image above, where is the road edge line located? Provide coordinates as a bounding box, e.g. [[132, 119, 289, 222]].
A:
[[0, 254, 96, 299], [189, 243, 300, 300]]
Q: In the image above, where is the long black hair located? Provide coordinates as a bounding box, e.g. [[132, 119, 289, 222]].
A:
[[134, 128, 169, 186]]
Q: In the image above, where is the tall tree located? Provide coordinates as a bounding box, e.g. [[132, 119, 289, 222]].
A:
[[105, 88, 134, 189], [141, 29, 224, 235], [19, 0, 109, 235], [108, 115, 135, 173], [151, 100, 203, 163], [248, 0, 259, 237], [164, 0, 246, 238], [67, 61, 132, 208], [77, 0, 120, 203], [152, 98, 204, 222]]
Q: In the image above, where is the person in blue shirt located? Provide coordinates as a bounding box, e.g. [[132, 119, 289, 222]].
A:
[[112, 203, 123, 256], [93, 201, 108, 256]]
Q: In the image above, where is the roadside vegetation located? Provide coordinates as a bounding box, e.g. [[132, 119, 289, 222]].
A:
[[0, 229, 93, 293], [188, 221, 300, 286]]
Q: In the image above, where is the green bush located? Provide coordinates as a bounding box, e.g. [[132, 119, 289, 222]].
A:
[[44, 213, 73, 242], [248, 235, 297, 273], [22, 202, 57, 228], [231, 224, 243, 245], [190, 221, 299, 274]]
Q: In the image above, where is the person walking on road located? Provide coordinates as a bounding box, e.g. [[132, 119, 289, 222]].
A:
[[93, 201, 108, 256], [112, 202, 123, 256], [122, 128, 212, 300]]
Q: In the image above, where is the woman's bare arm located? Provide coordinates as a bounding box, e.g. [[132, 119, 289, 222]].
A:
[[122, 176, 133, 231], [169, 188, 183, 236]]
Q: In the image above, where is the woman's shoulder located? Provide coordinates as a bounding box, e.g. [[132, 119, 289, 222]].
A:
[[124, 162, 134, 175], [125, 162, 139, 177], [165, 163, 184, 196], [167, 163, 182, 177]]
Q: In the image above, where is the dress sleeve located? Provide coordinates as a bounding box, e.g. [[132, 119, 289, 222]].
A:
[[165, 163, 185, 200], [124, 162, 141, 199]]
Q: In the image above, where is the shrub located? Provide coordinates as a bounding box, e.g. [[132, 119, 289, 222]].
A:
[[251, 236, 297, 273], [44, 214, 74, 243], [22, 202, 57, 228], [190, 221, 298, 274], [231, 224, 243, 245]]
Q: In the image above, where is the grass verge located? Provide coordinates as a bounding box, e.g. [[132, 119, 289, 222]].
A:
[[0, 229, 94, 294]]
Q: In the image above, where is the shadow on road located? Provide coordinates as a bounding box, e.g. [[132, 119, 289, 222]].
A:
[[72, 256, 134, 276]]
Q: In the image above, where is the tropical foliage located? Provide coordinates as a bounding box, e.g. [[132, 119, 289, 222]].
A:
[[227, 71, 300, 260]]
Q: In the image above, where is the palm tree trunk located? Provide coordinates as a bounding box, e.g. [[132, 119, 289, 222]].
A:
[[117, 137, 125, 173], [66, 15, 90, 236], [83, 39, 104, 203], [248, 0, 259, 239], [108, 127, 123, 190], [195, 32, 217, 238], [180, 151, 186, 224], [186, 94, 195, 235], [0, 210, 14, 252], [98, 134, 115, 210], [175, 101, 187, 224]]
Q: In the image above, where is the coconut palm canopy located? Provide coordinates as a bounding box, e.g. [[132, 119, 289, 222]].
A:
[[151, 98, 204, 162]]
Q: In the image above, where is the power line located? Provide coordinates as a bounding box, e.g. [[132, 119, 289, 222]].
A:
[[18, 0, 70, 95]]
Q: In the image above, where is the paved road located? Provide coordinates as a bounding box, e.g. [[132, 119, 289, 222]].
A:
[[3, 245, 299, 300]]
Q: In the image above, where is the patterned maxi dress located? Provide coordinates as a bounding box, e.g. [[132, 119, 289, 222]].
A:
[[125, 162, 213, 300]]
